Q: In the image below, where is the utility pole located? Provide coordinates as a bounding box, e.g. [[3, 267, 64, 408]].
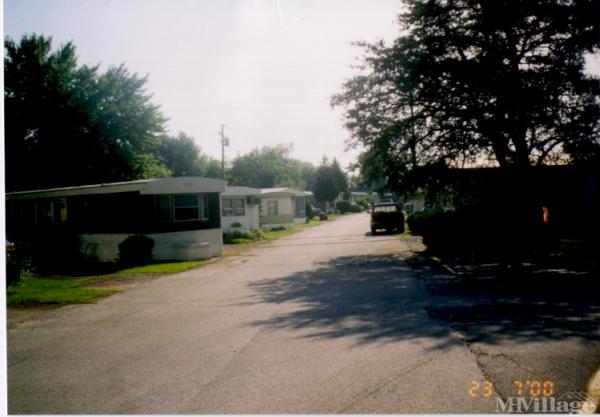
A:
[[219, 124, 229, 179]]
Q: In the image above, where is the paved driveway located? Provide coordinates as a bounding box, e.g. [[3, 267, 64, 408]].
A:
[[8, 214, 496, 413]]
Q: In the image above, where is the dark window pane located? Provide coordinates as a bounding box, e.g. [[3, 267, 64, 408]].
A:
[[174, 207, 199, 221], [222, 198, 233, 216], [200, 195, 208, 219], [156, 195, 172, 222], [174, 194, 197, 207]]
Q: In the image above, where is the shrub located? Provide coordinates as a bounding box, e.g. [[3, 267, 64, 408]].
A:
[[336, 200, 352, 213], [306, 203, 315, 220], [223, 230, 266, 244], [406, 210, 436, 236], [118, 235, 155, 266], [406, 210, 479, 256], [355, 201, 368, 210], [407, 206, 538, 260], [355, 196, 376, 209], [348, 203, 363, 213]]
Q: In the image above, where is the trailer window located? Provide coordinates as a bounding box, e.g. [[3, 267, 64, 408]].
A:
[[223, 198, 245, 217], [173, 194, 208, 221]]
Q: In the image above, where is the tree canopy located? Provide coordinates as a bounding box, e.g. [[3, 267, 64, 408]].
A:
[[332, 0, 600, 192], [157, 132, 221, 178], [4, 34, 349, 195], [228, 144, 316, 189], [4, 34, 168, 191], [312, 157, 349, 203]]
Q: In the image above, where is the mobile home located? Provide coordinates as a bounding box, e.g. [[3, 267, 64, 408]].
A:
[[221, 186, 261, 232], [259, 188, 309, 229], [6, 177, 226, 262]]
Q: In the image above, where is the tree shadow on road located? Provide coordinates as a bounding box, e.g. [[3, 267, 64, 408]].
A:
[[246, 254, 458, 348], [246, 253, 600, 348], [410, 257, 600, 345]]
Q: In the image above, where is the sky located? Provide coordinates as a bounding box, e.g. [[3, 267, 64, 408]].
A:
[[4, 0, 403, 169]]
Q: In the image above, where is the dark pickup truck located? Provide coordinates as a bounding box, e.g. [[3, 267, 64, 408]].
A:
[[370, 203, 404, 235]]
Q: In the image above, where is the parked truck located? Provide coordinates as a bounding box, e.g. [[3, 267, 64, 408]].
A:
[[370, 203, 405, 235]]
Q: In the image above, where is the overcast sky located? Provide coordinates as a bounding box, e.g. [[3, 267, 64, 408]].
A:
[[4, 0, 403, 169]]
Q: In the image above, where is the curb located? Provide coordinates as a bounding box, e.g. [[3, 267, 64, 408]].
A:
[[400, 235, 463, 276], [429, 255, 463, 276]]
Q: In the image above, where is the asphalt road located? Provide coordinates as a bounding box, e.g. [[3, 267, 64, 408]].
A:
[[7, 214, 505, 413]]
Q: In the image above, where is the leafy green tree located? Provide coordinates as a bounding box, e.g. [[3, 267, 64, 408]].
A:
[[297, 160, 317, 191], [228, 144, 315, 189], [312, 157, 345, 204], [332, 0, 600, 192], [132, 153, 172, 179], [330, 158, 348, 195], [157, 133, 202, 176], [156, 132, 223, 178], [4, 34, 168, 191], [197, 155, 223, 178]]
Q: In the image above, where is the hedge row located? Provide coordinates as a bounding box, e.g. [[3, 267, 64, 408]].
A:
[[406, 207, 556, 260], [336, 200, 363, 213]]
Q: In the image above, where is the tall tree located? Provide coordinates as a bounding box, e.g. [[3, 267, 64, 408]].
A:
[[312, 157, 346, 204], [156, 132, 222, 178], [330, 158, 349, 195], [157, 133, 201, 176], [4, 35, 168, 191], [332, 0, 600, 192]]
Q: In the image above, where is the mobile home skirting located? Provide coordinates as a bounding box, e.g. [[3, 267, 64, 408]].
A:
[[79, 229, 223, 262]]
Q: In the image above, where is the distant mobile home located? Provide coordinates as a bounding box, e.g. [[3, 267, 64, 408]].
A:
[[259, 188, 309, 230], [221, 186, 261, 233], [6, 177, 226, 262]]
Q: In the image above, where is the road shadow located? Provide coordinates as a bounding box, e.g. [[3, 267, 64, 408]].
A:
[[411, 257, 600, 344], [246, 252, 600, 348], [246, 254, 457, 348], [364, 231, 401, 237]]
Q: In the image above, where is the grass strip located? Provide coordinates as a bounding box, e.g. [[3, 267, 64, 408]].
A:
[[7, 261, 208, 305]]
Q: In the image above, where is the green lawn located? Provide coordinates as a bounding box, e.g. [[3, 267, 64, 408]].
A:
[[114, 261, 208, 275], [7, 261, 208, 305], [7, 277, 118, 305]]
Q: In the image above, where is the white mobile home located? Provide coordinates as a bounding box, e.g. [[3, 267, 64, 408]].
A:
[[6, 177, 226, 262], [221, 186, 261, 233], [259, 188, 309, 229], [259, 188, 296, 230]]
